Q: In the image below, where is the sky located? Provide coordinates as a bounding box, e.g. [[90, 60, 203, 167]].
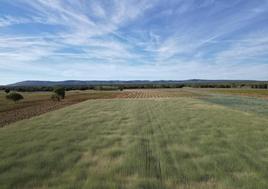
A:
[[0, 0, 268, 85]]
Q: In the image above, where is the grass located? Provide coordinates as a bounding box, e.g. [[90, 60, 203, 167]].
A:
[[204, 88, 268, 98], [1, 93, 268, 189], [203, 95, 268, 117]]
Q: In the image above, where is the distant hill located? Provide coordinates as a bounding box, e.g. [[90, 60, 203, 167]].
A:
[[8, 79, 261, 87]]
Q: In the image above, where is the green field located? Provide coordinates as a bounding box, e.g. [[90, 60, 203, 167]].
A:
[[205, 89, 268, 98], [1, 91, 268, 189]]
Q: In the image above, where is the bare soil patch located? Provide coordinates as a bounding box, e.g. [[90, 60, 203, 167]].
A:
[[0, 94, 89, 127]]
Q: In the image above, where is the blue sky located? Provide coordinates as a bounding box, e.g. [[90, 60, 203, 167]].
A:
[[0, 0, 268, 84]]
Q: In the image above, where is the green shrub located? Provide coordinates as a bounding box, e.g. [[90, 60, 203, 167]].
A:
[[4, 88, 10, 94], [6, 92, 24, 102], [53, 87, 65, 99]]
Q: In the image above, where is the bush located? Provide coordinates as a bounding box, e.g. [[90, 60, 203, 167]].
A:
[[6, 92, 24, 102], [53, 87, 65, 99], [51, 94, 61, 101], [4, 88, 10, 94]]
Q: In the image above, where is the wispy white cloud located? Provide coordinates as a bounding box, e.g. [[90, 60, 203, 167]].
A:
[[0, 15, 33, 27], [0, 0, 166, 83], [0, 35, 63, 62], [0, 0, 154, 64], [0, 0, 268, 84], [215, 32, 268, 63], [90, 2, 107, 18]]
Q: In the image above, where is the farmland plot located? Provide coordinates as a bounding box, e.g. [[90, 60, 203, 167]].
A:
[[0, 90, 121, 127], [0, 89, 202, 127], [1, 94, 268, 189]]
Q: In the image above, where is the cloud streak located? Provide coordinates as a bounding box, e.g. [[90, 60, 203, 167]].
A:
[[0, 0, 268, 84]]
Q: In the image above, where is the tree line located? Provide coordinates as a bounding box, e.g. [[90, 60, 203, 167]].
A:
[[0, 82, 267, 92]]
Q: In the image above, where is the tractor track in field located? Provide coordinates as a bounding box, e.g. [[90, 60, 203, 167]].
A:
[[133, 102, 164, 185], [145, 102, 181, 181]]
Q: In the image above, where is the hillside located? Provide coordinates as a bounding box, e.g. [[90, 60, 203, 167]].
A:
[[8, 79, 260, 87]]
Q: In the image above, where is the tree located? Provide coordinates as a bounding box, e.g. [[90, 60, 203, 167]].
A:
[[53, 87, 65, 99], [4, 88, 10, 94], [6, 92, 24, 102], [51, 93, 61, 101]]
